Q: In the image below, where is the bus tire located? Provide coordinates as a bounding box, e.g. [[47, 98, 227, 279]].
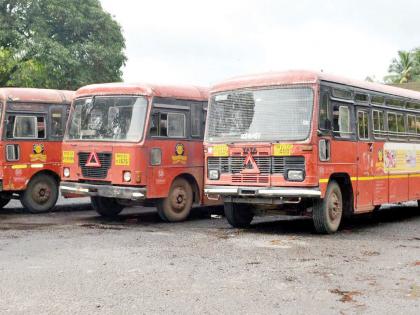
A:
[[20, 174, 59, 214], [313, 180, 343, 234], [91, 197, 124, 218], [157, 178, 193, 222], [0, 197, 11, 209], [224, 202, 254, 228]]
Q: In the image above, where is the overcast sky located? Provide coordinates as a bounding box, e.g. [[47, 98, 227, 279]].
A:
[[100, 0, 418, 86]]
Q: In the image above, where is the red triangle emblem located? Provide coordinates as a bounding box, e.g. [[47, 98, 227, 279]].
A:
[[86, 152, 101, 167], [241, 152, 260, 174]]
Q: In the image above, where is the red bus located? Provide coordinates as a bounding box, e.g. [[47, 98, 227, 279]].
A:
[[60, 83, 219, 221], [0, 88, 73, 213], [204, 70, 420, 233]]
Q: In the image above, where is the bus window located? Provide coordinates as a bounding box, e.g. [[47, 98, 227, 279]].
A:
[[168, 113, 186, 138], [150, 112, 186, 138], [191, 104, 202, 137], [318, 93, 329, 130], [371, 95, 385, 105], [397, 113, 405, 133], [417, 116, 420, 134], [7, 115, 46, 139], [408, 115, 416, 134], [355, 93, 368, 103], [159, 113, 168, 136], [357, 111, 369, 140], [387, 113, 397, 133], [372, 110, 385, 137], [332, 104, 351, 138], [50, 108, 64, 137]]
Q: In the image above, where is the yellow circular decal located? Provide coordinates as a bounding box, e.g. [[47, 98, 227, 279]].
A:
[[176, 143, 185, 156], [33, 144, 44, 154]]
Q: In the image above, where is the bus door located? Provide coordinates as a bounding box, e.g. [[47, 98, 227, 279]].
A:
[[147, 100, 191, 198], [3, 112, 48, 190], [355, 108, 374, 211]]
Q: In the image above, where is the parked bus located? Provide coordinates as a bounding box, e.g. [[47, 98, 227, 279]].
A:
[[204, 70, 420, 233], [60, 83, 219, 221], [0, 88, 73, 213]]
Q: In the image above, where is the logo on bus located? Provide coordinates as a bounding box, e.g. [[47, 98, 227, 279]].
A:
[[241, 151, 260, 174], [86, 152, 101, 167], [30, 144, 47, 162], [172, 143, 188, 164]]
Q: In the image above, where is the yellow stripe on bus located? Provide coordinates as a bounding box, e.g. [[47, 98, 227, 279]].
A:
[[11, 164, 28, 169], [320, 174, 419, 183]]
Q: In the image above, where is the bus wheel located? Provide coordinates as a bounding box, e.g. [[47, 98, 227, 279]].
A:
[[0, 197, 11, 209], [313, 180, 343, 234], [20, 174, 59, 214], [157, 178, 193, 222], [224, 202, 254, 228], [91, 197, 124, 218]]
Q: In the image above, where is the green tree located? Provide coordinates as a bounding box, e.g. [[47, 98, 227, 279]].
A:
[[0, 0, 126, 90], [384, 50, 414, 84]]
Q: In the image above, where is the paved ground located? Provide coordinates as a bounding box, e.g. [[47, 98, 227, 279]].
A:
[[0, 197, 419, 314]]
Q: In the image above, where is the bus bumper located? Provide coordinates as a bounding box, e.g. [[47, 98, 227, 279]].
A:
[[204, 186, 321, 198], [60, 182, 147, 200]]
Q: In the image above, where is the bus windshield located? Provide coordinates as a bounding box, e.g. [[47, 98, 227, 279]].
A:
[[205, 87, 314, 142], [66, 96, 148, 141]]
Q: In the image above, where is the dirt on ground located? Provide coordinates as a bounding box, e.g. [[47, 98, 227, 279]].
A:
[[0, 198, 419, 314]]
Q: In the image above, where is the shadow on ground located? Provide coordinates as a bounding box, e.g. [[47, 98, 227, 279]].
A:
[[245, 205, 420, 236]]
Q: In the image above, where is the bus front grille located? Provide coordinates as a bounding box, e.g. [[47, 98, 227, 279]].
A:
[[207, 156, 305, 176], [78, 152, 112, 179]]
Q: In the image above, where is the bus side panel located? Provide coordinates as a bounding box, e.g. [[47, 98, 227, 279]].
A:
[[2, 141, 62, 191], [388, 176, 409, 203], [318, 139, 357, 198], [372, 142, 388, 205], [409, 175, 420, 200], [384, 143, 411, 204], [145, 140, 204, 200]]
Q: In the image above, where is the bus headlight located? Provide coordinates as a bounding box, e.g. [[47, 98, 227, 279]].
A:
[[123, 171, 132, 182], [287, 170, 304, 182], [63, 167, 70, 178], [208, 169, 220, 180]]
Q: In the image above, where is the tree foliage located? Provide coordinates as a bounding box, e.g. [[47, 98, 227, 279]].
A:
[[385, 48, 420, 84], [0, 0, 126, 90]]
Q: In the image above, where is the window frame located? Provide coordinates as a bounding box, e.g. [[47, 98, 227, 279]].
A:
[[167, 112, 186, 138], [331, 102, 354, 140], [190, 102, 204, 138], [407, 114, 417, 134], [11, 115, 47, 140], [372, 109, 386, 139], [49, 105, 66, 139], [357, 110, 370, 140]]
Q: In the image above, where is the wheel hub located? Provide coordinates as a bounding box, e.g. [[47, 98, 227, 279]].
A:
[[170, 187, 187, 212], [32, 183, 51, 205], [328, 192, 341, 221]]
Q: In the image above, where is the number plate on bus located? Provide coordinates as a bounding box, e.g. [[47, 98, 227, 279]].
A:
[[212, 145, 229, 157], [115, 153, 130, 166], [273, 144, 293, 156], [62, 151, 75, 164]]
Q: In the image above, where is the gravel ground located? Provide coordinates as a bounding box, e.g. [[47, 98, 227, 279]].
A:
[[0, 197, 419, 314]]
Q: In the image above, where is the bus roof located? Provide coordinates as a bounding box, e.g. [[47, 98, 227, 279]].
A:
[[210, 70, 420, 100], [75, 83, 209, 101], [0, 88, 74, 104]]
